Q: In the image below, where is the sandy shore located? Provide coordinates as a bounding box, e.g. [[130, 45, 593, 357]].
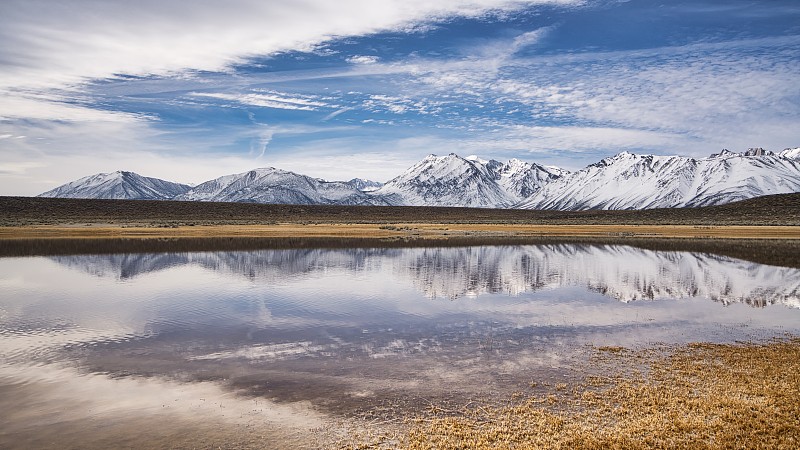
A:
[[2, 223, 800, 240]]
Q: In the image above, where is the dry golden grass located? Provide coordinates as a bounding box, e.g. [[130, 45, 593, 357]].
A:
[[0, 224, 401, 239], [1, 223, 799, 240], [396, 339, 800, 449]]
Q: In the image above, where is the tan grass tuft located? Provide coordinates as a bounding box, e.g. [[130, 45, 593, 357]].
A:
[[398, 339, 800, 449]]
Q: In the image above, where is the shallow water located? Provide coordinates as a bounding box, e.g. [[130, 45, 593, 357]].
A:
[[1, 243, 799, 448]]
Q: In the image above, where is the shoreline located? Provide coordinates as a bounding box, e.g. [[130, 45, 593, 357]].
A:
[[4, 338, 797, 449], [4, 225, 799, 268], [3, 223, 800, 240], [389, 338, 800, 450]]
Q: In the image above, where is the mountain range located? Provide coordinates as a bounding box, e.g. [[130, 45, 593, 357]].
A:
[[38, 147, 800, 210], [172, 167, 394, 206]]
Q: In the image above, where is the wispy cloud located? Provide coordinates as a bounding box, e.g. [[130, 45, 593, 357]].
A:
[[473, 125, 690, 153], [0, 0, 576, 92], [0, 3, 575, 118], [362, 94, 443, 116], [2, 0, 799, 195], [357, 33, 800, 156], [190, 91, 329, 111], [322, 107, 354, 121], [0, 92, 150, 122], [0, 161, 46, 176], [1, 1, 585, 195]]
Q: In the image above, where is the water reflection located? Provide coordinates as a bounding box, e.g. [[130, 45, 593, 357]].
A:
[[1, 244, 799, 448], [48, 245, 800, 307], [4, 243, 795, 371]]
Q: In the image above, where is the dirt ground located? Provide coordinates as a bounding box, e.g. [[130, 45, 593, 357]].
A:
[[2, 223, 800, 240]]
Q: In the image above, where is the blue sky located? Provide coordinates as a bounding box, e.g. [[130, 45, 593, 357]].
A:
[[1, 0, 799, 195]]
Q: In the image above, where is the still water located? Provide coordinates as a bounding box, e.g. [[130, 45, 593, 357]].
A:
[[1, 243, 799, 448]]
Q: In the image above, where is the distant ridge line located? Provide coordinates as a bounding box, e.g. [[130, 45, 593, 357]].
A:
[[35, 149, 800, 210]]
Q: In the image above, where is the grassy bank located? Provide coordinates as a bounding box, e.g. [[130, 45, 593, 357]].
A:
[[352, 339, 800, 449]]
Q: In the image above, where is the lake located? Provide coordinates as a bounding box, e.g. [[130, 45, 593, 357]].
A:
[[1, 242, 799, 448]]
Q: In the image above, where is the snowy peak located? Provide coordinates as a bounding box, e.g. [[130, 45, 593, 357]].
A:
[[376, 153, 566, 208], [744, 147, 774, 157], [780, 148, 800, 160], [518, 149, 800, 210], [710, 148, 777, 158], [411, 154, 488, 183], [496, 158, 565, 199], [38, 171, 191, 200], [376, 153, 511, 207], [173, 167, 391, 206], [347, 178, 383, 192], [464, 154, 489, 165], [591, 150, 646, 168], [709, 149, 738, 159], [500, 158, 529, 173]]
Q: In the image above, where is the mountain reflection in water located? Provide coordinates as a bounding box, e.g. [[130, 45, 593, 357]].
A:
[[2, 243, 800, 448], [48, 244, 800, 308]]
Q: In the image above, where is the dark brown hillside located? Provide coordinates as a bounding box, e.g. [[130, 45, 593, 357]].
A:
[[2, 193, 800, 226]]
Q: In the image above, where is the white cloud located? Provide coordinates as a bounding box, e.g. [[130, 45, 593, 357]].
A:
[[376, 34, 800, 156], [2, 1, 798, 193], [0, 132, 428, 196], [0, 145, 279, 197], [363, 94, 443, 116], [262, 150, 420, 183], [484, 125, 688, 152], [322, 107, 354, 121], [347, 55, 380, 65], [0, 161, 46, 176], [0, 92, 148, 122], [190, 91, 328, 111], [0, 0, 581, 193], [0, 1, 578, 93], [538, 49, 800, 154], [469, 26, 553, 62]]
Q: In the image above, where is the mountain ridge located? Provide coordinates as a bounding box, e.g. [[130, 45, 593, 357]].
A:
[[516, 150, 800, 210], [37, 148, 800, 210], [38, 171, 191, 200], [173, 167, 393, 206], [374, 153, 544, 208]]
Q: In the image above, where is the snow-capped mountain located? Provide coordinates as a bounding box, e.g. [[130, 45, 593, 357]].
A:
[[35, 147, 800, 209], [38, 171, 191, 200], [494, 157, 567, 200], [516, 150, 800, 210], [173, 167, 392, 206], [347, 178, 383, 192], [781, 147, 800, 160], [374, 153, 565, 208]]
